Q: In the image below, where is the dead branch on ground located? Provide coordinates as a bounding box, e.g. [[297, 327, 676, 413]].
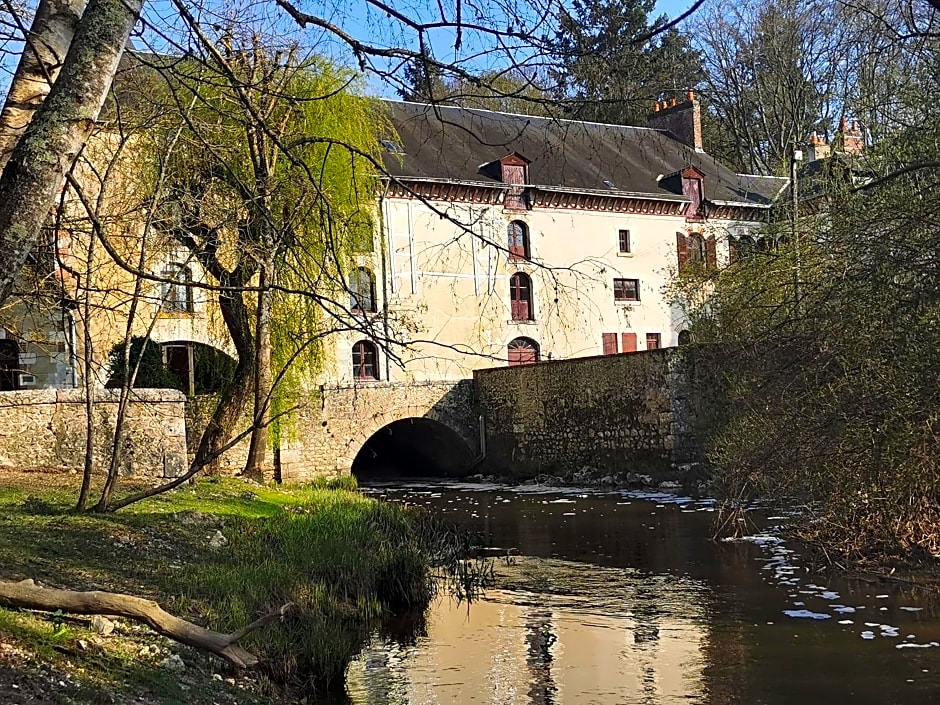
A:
[[0, 578, 294, 669]]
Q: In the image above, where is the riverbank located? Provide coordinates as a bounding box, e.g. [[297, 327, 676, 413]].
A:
[[0, 472, 444, 704]]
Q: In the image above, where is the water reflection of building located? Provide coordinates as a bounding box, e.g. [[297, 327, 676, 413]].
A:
[[346, 573, 708, 705], [525, 609, 557, 704]]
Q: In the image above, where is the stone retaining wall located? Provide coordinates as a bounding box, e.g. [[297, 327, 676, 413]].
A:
[[473, 348, 703, 482], [0, 388, 187, 477]]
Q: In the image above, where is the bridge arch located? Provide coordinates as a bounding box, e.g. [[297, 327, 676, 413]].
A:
[[351, 416, 475, 479], [308, 380, 477, 479]]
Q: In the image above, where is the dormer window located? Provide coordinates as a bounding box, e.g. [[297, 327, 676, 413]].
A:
[[680, 166, 705, 219], [499, 152, 530, 210]]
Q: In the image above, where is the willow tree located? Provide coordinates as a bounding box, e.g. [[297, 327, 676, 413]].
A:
[[98, 49, 384, 507]]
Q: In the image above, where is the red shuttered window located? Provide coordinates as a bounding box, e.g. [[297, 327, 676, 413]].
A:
[[602, 333, 618, 355], [510, 272, 534, 321], [508, 221, 530, 260], [352, 341, 379, 380]]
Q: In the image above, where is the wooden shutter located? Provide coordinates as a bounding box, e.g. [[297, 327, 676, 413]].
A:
[[676, 232, 689, 270], [728, 237, 740, 265], [509, 338, 538, 366], [510, 273, 532, 321], [682, 175, 702, 217], [705, 235, 717, 269], [502, 163, 527, 210], [621, 333, 637, 352], [602, 333, 618, 355], [508, 222, 529, 259]]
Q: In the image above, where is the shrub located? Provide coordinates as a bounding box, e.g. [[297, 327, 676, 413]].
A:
[[105, 337, 181, 391]]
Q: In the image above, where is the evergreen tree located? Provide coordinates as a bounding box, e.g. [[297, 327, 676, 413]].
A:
[[550, 0, 704, 125]]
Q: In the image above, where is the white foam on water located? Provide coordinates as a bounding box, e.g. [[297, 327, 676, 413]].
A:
[[784, 609, 831, 620]]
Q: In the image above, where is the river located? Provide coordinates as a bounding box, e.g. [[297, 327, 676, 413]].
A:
[[335, 481, 940, 704]]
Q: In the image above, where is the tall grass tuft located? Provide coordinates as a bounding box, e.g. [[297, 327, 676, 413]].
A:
[[306, 474, 359, 492]]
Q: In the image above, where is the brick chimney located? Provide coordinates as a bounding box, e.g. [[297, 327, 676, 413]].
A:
[[648, 90, 703, 151], [807, 132, 830, 162], [838, 117, 864, 155]]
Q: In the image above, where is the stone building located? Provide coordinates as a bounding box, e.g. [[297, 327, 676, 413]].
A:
[[0, 92, 787, 393], [0, 90, 789, 479], [331, 94, 785, 384]]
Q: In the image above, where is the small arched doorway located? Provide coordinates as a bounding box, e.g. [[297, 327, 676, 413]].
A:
[[0, 337, 19, 390], [351, 417, 475, 480]]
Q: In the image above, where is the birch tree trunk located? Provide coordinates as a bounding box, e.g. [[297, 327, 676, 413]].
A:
[[0, 0, 142, 306], [0, 0, 87, 166]]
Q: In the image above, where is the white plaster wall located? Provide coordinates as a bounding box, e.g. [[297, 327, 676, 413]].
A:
[[330, 197, 756, 383]]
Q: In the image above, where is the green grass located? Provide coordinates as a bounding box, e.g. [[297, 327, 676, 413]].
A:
[[0, 471, 442, 701], [176, 488, 436, 692]]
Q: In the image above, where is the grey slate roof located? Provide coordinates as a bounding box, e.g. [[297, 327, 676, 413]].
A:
[[380, 100, 787, 208]]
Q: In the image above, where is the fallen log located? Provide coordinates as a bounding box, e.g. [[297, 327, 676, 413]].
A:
[[0, 578, 293, 669]]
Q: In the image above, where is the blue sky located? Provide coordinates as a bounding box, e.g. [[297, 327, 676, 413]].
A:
[[1, 0, 705, 99]]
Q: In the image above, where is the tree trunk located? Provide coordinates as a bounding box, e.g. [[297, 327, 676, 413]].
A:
[[0, 0, 87, 166], [0, 0, 142, 307], [0, 578, 294, 669], [75, 212, 96, 511], [198, 281, 256, 476], [243, 261, 272, 479]]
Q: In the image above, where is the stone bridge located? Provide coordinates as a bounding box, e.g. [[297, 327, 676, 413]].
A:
[[275, 379, 480, 481]]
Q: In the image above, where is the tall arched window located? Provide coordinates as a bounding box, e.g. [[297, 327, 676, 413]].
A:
[[508, 220, 530, 260], [352, 340, 379, 380], [730, 235, 755, 263], [688, 233, 706, 265], [161, 263, 194, 313], [508, 337, 539, 366], [349, 267, 376, 313], [509, 272, 534, 321]]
